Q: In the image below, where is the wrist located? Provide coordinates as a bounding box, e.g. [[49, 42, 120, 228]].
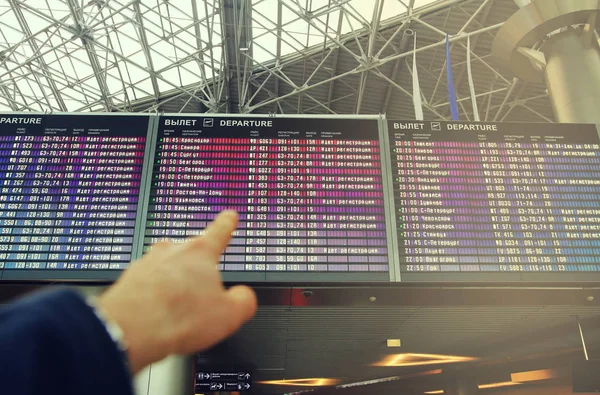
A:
[[86, 296, 131, 373], [96, 289, 172, 373]]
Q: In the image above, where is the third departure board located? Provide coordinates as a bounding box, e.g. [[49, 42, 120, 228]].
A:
[[143, 116, 391, 282], [0, 114, 150, 281], [389, 121, 600, 282]]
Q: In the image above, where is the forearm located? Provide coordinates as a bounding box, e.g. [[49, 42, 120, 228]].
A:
[[0, 289, 133, 395]]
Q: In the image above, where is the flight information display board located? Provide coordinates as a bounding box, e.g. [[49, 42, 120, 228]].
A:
[[0, 114, 151, 281], [389, 121, 600, 282], [3, 113, 600, 284], [143, 116, 392, 282]]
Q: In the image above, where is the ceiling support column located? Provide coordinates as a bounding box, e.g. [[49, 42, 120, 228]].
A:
[[492, 0, 600, 124], [542, 28, 600, 124]]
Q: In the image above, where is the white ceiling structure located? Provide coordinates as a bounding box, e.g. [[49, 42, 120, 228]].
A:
[[0, 0, 554, 122]]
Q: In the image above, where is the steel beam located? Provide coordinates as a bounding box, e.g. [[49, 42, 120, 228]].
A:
[[2, 45, 109, 107], [216, 0, 232, 113], [381, 0, 414, 115], [0, 9, 127, 111], [0, 0, 501, 116], [0, 84, 20, 111], [238, 0, 255, 112], [130, 1, 221, 84], [305, 92, 354, 113], [272, 0, 479, 71], [355, 0, 384, 114], [247, 78, 329, 114], [10, 0, 213, 109], [372, 69, 449, 120], [452, 0, 496, 96], [433, 87, 508, 108], [191, 0, 217, 107], [0, 0, 521, 118], [381, 30, 411, 114], [248, 21, 504, 112], [427, 4, 461, 106], [221, 0, 254, 113], [296, 0, 311, 114], [0, 20, 70, 111], [326, 10, 344, 110], [281, 0, 362, 64], [273, 0, 283, 113], [519, 103, 554, 122], [65, 0, 117, 111], [131, 1, 160, 100], [7, 0, 67, 111]]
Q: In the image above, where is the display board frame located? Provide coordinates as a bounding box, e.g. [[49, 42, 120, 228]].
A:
[[379, 117, 400, 282], [143, 113, 397, 284], [386, 119, 600, 283], [2, 112, 600, 285], [132, 115, 158, 262], [0, 113, 155, 283]]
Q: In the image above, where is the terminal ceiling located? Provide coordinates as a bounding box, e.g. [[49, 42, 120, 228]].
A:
[[0, 0, 554, 122]]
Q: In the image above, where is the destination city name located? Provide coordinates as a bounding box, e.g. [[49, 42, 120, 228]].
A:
[[397, 170, 449, 176], [173, 189, 221, 196], [410, 257, 459, 263]]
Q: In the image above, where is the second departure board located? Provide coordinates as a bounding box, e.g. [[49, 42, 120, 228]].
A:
[[389, 121, 600, 282], [144, 116, 391, 282], [0, 114, 150, 281]]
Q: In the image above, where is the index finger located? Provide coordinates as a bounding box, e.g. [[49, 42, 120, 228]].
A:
[[182, 210, 239, 261]]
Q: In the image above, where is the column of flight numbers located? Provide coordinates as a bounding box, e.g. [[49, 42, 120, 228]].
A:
[[394, 139, 600, 273], [0, 135, 144, 270], [232, 137, 388, 273]]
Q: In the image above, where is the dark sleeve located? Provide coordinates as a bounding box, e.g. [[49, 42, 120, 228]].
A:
[[0, 288, 133, 395]]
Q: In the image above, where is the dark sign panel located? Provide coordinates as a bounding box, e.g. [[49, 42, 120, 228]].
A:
[[145, 116, 390, 282], [3, 114, 600, 284], [0, 114, 151, 281], [388, 120, 600, 282]]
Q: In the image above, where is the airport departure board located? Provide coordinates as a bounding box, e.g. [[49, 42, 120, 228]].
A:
[[0, 114, 150, 281], [4, 113, 600, 284], [143, 116, 391, 282], [389, 121, 600, 282]]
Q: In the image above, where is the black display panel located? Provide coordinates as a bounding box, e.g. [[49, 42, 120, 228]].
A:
[[389, 121, 600, 282], [144, 116, 391, 282], [0, 114, 150, 281]]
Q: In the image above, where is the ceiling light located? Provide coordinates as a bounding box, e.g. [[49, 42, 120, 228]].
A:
[[424, 381, 520, 394], [414, 369, 443, 377], [258, 378, 339, 387], [478, 381, 522, 389], [387, 339, 401, 347], [511, 368, 559, 383], [240, 47, 249, 51], [373, 353, 476, 367]]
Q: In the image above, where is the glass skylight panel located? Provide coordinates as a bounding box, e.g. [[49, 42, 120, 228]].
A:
[[0, 0, 445, 112], [248, 0, 420, 64]]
